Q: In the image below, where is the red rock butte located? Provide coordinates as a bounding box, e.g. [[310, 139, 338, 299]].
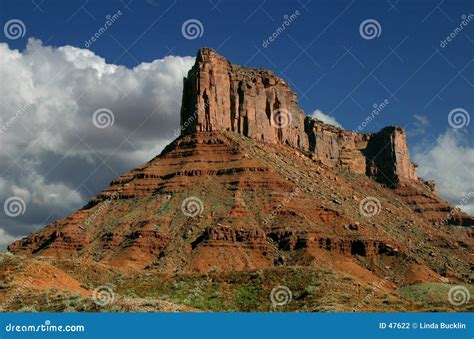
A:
[[7, 48, 473, 290]]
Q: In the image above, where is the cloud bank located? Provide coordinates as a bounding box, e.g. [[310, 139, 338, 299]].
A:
[[0, 39, 195, 250], [414, 129, 474, 215]]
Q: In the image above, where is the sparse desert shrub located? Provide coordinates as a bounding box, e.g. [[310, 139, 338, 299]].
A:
[[304, 285, 319, 296], [235, 285, 261, 311], [340, 294, 352, 303]]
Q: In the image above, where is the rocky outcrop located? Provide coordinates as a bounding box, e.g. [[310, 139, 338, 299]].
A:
[[181, 48, 417, 185], [365, 127, 417, 185], [268, 229, 403, 258], [180, 48, 308, 150], [394, 183, 474, 226], [304, 118, 369, 174]]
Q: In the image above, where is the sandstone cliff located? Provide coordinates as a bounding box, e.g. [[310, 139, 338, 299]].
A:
[[180, 48, 308, 150], [181, 48, 417, 186]]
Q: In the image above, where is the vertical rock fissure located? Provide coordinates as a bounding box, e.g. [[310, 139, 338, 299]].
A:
[[203, 90, 211, 132], [237, 81, 244, 134], [273, 97, 282, 142], [230, 74, 236, 132], [265, 98, 271, 121]]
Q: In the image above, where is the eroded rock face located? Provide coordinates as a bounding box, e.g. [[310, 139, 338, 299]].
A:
[[304, 118, 369, 174], [365, 126, 417, 185], [181, 48, 417, 185], [180, 48, 308, 150]]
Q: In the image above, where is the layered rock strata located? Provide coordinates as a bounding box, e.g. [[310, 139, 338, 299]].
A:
[[8, 48, 473, 280]]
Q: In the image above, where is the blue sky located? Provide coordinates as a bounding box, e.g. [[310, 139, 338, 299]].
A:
[[0, 0, 473, 248], [2, 0, 473, 137]]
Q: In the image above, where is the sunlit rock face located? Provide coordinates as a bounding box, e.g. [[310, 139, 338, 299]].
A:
[[181, 48, 417, 185]]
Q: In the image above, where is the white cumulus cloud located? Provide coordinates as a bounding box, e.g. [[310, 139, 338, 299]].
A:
[[414, 129, 474, 215], [311, 109, 342, 128]]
